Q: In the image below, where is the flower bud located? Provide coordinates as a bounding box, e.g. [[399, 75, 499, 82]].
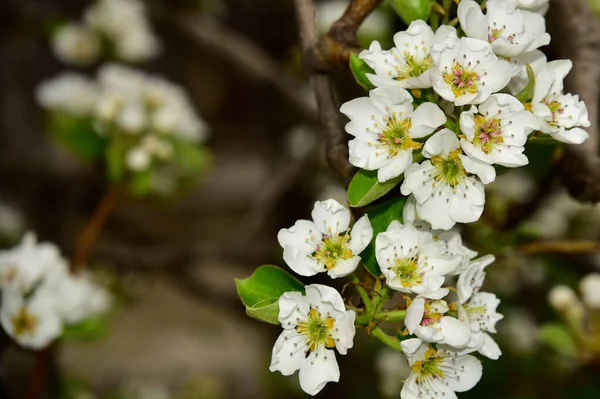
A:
[[548, 285, 579, 310], [579, 273, 600, 309]]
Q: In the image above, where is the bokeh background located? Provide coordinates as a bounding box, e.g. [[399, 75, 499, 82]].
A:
[[1, 0, 600, 398]]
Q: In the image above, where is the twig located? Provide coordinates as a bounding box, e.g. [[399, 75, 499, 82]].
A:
[[514, 240, 600, 255], [370, 326, 403, 352], [26, 345, 53, 399], [72, 185, 122, 272]]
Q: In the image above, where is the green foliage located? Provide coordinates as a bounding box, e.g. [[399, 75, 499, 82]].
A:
[[347, 169, 403, 207], [235, 265, 305, 325], [388, 0, 432, 25], [538, 323, 578, 356], [349, 53, 376, 91], [172, 141, 212, 177], [48, 114, 106, 161], [62, 316, 109, 342], [515, 64, 536, 103], [361, 197, 407, 277]]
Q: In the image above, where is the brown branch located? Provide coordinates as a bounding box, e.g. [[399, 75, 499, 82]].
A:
[[514, 240, 600, 256], [547, 0, 600, 203], [26, 345, 54, 399], [72, 185, 122, 273]]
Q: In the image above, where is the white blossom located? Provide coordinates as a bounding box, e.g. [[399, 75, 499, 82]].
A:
[[359, 21, 456, 89], [511, 0, 549, 15], [36, 73, 99, 116], [459, 93, 540, 182], [400, 338, 482, 399], [405, 290, 472, 348], [580, 273, 600, 309], [507, 50, 547, 95], [401, 129, 486, 230], [531, 60, 590, 144], [340, 86, 446, 182], [375, 221, 461, 295], [431, 36, 512, 105], [278, 199, 373, 278], [0, 287, 62, 349], [270, 284, 355, 396], [51, 24, 101, 66], [457, 254, 495, 304], [458, 0, 550, 57], [548, 285, 580, 311]]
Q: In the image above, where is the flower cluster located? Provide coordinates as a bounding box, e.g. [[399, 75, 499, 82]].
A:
[[51, 0, 160, 65], [36, 64, 209, 192], [0, 234, 111, 349]]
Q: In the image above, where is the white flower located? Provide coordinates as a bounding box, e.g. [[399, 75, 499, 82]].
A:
[[0, 287, 62, 349], [375, 221, 460, 295], [507, 50, 547, 95], [340, 86, 446, 182], [457, 254, 495, 304], [277, 199, 373, 278], [36, 73, 99, 116], [580, 273, 600, 309], [431, 36, 512, 105], [458, 0, 550, 57], [116, 103, 146, 132], [531, 60, 590, 144], [0, 233, 65, 292], [459, 93, 540, 181], [269, 284, 355, 396], [400, 338, 483, 399], [512, 0, 549, 15], [401, 129, 486, 230], [359, 21, 456, 89], [458, 292, 504, 360], [51, 24, 101, 66], [114, 23, 161, 62]]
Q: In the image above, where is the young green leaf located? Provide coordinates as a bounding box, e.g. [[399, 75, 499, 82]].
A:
[[538, 323, 578, 356], [62, 316, 108, 342], [48, 113, 106, 161], [347, 169, 403, 208], [349, 53, 376, 91], [515, 64, 536, 103], [235, 265, 305, 325], [388, 0, 432, 25], [361, 197, 407, 277]]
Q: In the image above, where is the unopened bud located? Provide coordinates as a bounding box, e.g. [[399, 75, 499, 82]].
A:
[[579, 273, 600, 309], [548, 285, 578, 310]]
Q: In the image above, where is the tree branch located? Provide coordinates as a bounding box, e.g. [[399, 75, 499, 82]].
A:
[[512, 240, 600, 255]]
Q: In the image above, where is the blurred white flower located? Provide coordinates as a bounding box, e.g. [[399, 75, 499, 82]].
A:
[[270, 284, 355, 396], [36, 73, 99, 116], [0, 200, 25, 238], [548, 285, 580, 311], [579, 273, 600, 309], [376, 348, 411, 398], [51, 24, 101, 66], [500, 308, 539, 352]]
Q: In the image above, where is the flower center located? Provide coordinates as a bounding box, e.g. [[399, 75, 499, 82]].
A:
[[431, 149, 466, 187], [12, 307, 37, 337], [393, 257, 422, 288], [411, 347, 446, 384], [544, 99, 564, 126], [312, 234, 353, 270], [473, 115, 503, 153], [395, 53, 433, 80], [488, 24, 515, 44], [377, 116, 421, 157], [297, 308, 336, 352], [444, 64, 480, 98], [420, 302, 444, 327]]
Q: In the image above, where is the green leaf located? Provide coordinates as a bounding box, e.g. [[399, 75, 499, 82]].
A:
[[48, 113, 106, 161], [129, 169, 153, 196], [388, 0, 432, 25], [361, 197, 407, 277], [349, 53, 376, 91], [173, 141, 212, 175], [62, 316, 108, 342], [105, 134, 129, 182], [235, 265, 305, 324], [347, 169, 403, 207], [538, 323, 578, 356], [515, 64, 536, 103]]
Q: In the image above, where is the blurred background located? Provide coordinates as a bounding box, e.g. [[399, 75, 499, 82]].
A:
[[1, 0, 600, 398]]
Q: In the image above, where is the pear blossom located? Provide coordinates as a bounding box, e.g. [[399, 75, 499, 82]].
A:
[[507, 50, 547, 97], [458, 0, 550, 57], [458, 292, 504, 360], [579, 273, 600, 309], [459, 93, 540, 182], [400, 338, 483, 399], [548, 285, 581, 311], [457, 254, 495, 303], [401, 129, 487, 230], [340, 86, 446, 182], [431, 36, 512, 105], [0, 233, 64, 292], [0, 287, 62, 349], [512, 0, 549, 15], [278, 199, 372, 278], [270, 284, 355, 396], [405, 289, 472, 348], [125, 135, 174, 171], [51, 24, 101, 66], [375, 221, 461, 295], [36, 73, 99, 117], [359, 21, 456, 89], [530, 60, 590, 144]]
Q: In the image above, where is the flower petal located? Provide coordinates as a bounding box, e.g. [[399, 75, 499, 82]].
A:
[[348, 215, 373, 255], [299, 348, 340, 396], [269, 330, 309, 376], [311, 199, 351, 236]]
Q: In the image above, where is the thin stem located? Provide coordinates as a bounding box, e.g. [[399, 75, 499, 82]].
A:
[[371, 327, 403, 352], [514, 240, 600, 255], [373, 310, 407, 323], [351, 273, 372, 311], [72, 185, 123, 273], [26, 345, 53, 399]]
